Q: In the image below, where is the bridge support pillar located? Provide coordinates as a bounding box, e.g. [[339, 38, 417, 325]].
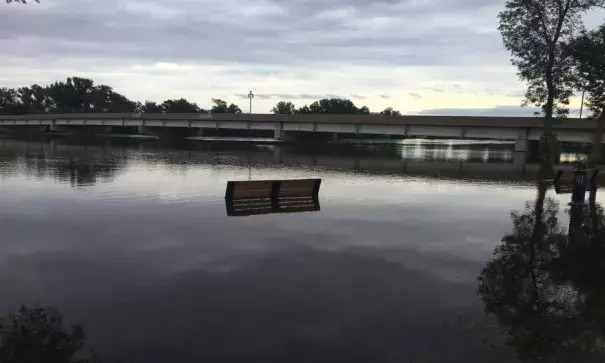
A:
[[273, 146, 282, 164], [274, 128, 295, 142], [137, 125, 147, 134], [514, 139, 529, 153], [514, 139, 540, 164]]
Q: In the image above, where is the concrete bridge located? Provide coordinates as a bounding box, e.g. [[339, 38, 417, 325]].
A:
[[0, 113, 599, 158]]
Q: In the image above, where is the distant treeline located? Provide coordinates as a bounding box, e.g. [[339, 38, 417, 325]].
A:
[[0, 77, 241, 115], [0, 77, 402, 116], [270, 100, 401, 116]]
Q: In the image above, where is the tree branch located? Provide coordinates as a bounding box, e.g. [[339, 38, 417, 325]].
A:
[[528, 0, 553, 47]]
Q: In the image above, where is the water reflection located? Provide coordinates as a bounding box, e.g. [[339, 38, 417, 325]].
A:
[[0, 137, 596, 189], [398, 139, 514, 163], [1, 136, 604, 362], [478, 173, 605, 362], [0, 138, 126, 187], [0, 305, 89, 363]]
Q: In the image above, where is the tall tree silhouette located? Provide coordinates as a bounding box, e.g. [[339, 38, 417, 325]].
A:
[[498, 0, 604, 162], [570, 22, 605, 166]]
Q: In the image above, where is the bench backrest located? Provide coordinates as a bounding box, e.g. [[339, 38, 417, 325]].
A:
[[225, 179, 321, 200]]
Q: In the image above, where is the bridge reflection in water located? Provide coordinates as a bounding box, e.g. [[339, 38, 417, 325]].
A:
[[0, 137, 596, 187]]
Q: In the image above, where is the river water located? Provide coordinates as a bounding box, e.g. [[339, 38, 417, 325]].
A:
[[0, 137, 603, 363]]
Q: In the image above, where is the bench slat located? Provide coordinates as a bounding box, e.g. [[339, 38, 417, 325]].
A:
[[226, 179, 321, 200]]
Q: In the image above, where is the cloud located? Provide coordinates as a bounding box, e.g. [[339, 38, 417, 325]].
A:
[[233, 93, 343, 101], [351, 94, 366, 100], [0, 0, 508, 67], [299, 94, 333, 100], [409, 93, 422, 99], [414, 106, 542, 117], [4, 0, 594, 113], [507, 90, 526, 98]]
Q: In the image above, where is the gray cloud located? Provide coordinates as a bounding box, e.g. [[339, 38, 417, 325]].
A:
[[507, 90, 527, 98], [379, 95, 390, 100], [233, 93, 343, 100], [409, 93, 422, 99], [415, 106, 542, 117], [299, 94, 332, 100], [351, 94, 366, 100], [0, 0, 508, 69]]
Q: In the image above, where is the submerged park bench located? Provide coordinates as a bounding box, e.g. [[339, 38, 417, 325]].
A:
[[225, 179, 321, 216]]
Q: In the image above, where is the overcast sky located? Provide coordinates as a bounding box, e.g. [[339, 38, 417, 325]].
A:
[[1, 0, 603, 115]]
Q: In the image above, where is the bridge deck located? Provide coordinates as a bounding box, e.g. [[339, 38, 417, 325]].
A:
[[0, 113, 597, 129]]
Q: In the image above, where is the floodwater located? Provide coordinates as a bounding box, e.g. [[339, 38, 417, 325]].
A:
[[0, 136, 603, 363]]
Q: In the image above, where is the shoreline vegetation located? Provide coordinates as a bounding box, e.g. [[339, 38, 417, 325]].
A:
[[0, 77, 402, 117]]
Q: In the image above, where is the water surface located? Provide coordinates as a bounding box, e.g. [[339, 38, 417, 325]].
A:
[[0, 137, 602, 362]]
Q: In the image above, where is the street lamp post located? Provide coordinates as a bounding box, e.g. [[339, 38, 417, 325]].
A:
[[248, 90, 254, 114]]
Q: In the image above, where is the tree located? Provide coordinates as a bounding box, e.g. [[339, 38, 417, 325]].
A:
[[140, 101, 163, 113], [227, 103, 242, 114], [160, 98, 200, 113], [358, 105, 371, 115], [308, 98, 358, 114], [210, 98, 228, 113], [271, 101, 296, 114], [210, 98, 241, 114], [45, 77, 95, 113], [379, 107, 401, 116], [301, 98, 370, 114], [571, 23, 605, 166], [42, 78, 137, 114], [0, 88, 21, 115], [296, 105, 311, 114], [498, 0, 604, 144], [18, 84, 52, 113], [89, 85, 137, 113], [0, 86, 52, 115]]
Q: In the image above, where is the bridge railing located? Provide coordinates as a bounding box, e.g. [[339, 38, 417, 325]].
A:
[[0, 113, 596, 128]]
